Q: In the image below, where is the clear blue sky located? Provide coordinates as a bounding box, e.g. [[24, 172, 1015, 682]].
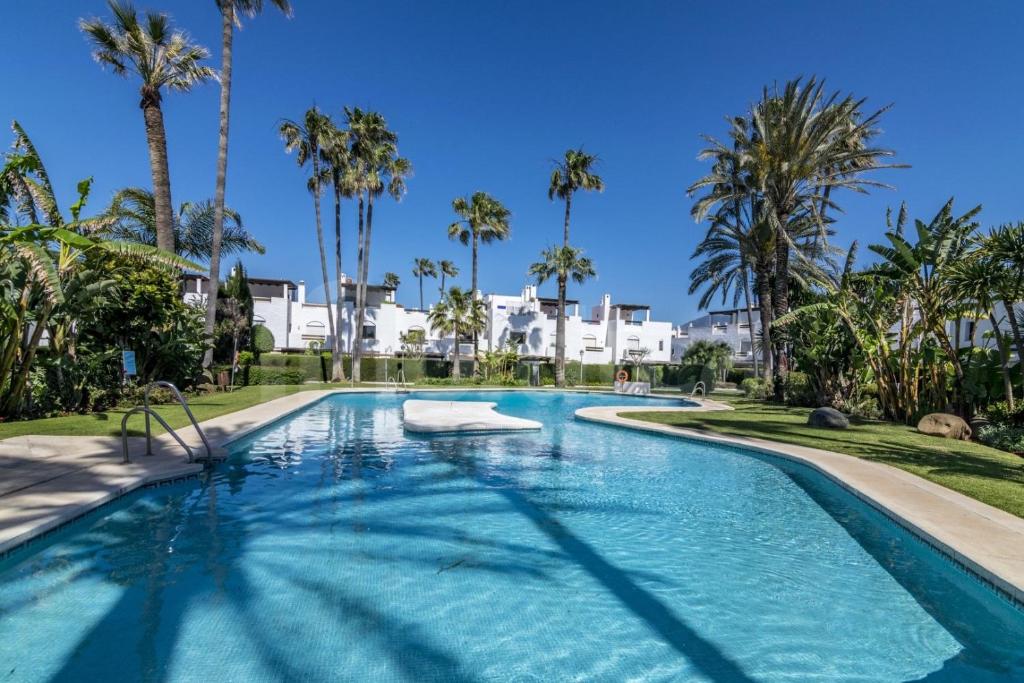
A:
[[2, 1, 1022, 322]]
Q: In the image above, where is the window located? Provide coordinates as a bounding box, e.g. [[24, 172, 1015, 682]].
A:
[[363, 323, 376, 340], [627, 335, 641, 351], [509, 331, 526, 345], [712, 323, 727, 335], [582, 333, 600, 350], [305, 321, 326, 338], [658, 340, 664, 351], [965, 321, 975, 343], [740, 340, 752, 356]]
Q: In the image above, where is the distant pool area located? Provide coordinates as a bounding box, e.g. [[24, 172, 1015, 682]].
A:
[[1, 390, 1022, 681]]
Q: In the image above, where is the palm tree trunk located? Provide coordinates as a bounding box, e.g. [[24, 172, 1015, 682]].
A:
[[418, 274, 424, 310], [555, 274, 567, 387], [332, 182, 346, 382], [755, 267, 774, 382], [772, 213, 790, 399], [355, 194, 374, 380], [140, 92, 175, 255], [741, 264, 759, 377], [452, 323, 461, 380], [990, 312, 1016, 410], [352, 195, 365, 383], [439, 273, 445, 302], [204, 6, 234, 370], [563, 194, 572, 246], [311, 155, 337, 380], [3, 302, 52, 416], [1003, 299, 1024, 396], [471, 232, 479, 376]]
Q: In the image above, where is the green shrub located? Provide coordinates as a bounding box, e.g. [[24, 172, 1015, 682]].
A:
[[260, 352, 326, 382], [741, 377, 770, 399], [237, 350, 255, 367], [982, 400, 1024, 427], [246, 366, 304, 385], [782, 371, 816, 407], [978, 424, 1024, 454], [727, 368, 754, 384], [839, 395, 882, 420], [251, 324, 275, 354]]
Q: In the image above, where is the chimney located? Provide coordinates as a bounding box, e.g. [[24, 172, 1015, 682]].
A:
[[297, 280, 307, 304]]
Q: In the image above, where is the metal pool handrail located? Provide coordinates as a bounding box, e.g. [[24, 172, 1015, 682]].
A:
[[691, 381, 706, 398], [144, 381, 213, 460], [121, 407, 195, 464]]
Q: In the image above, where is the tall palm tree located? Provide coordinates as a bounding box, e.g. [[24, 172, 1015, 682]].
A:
[[411, 257, 436, 309], [528, 245, 597, 387], [427, 286, 486, 380], [205, 0, 291, 372], [448, 192, 510, 374], [346, 107, 410, 383], [320, 118, 352, 381], [690, 77, 901, 392], [103, 187, 263, 260], [280, 107, 342, 378], [438, 259, 459, 300], [80, 1, 215, 254], [549, 148, 605, 247]]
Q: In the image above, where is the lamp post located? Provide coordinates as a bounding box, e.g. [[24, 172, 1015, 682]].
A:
[[579, 349, 585, 385]]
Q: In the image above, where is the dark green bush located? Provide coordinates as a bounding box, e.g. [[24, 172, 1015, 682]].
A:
[[252, 324, 275, 354], [741, 377, 770, 399], [977, 424, 1024, 454], [260, 352, 326, 382], [246, 366, 304, 385], [727, 368, 754, 384], [983, 400, 1024, 427], [782, 371, 816, 407]]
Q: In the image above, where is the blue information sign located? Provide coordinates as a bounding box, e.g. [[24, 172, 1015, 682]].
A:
[[122, 350, 137, 377]]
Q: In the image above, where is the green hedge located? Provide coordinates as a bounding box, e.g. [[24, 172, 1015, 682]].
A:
[[260, 352, 327, 382], [246, 366, 305, 385]]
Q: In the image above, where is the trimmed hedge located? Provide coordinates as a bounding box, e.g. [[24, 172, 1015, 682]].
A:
[[260, 352, 327, 382], [246, 366, 305, 385]]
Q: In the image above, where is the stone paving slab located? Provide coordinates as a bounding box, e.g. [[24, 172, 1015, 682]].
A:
[[575, 405, 1024, 606]]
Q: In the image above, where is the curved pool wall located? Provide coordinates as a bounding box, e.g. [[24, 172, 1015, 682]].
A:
[[0, 390, 1022, 681]]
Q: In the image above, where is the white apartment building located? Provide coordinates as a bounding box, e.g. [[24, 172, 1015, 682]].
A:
[[183, 275, 674, 366], [672, 307, 760, 365]]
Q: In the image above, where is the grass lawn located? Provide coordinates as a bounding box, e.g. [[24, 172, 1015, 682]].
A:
[[0, 385, 332, 440], [626, 397, 1024, 518]]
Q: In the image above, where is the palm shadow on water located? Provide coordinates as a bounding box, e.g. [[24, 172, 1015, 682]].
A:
[[16, 392, 1023, 681]]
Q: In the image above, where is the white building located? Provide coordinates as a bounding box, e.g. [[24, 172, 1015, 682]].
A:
[[183, 275, 674, 366], [672, 307, 760, 365]]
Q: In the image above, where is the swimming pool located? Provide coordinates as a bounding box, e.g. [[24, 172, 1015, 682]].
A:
[[1, 390, 1022, 681]]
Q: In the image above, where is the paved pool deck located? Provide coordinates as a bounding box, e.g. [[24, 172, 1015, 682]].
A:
[[575, 405, 1024, 607]]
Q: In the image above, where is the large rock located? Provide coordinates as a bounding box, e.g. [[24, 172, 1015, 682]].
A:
[[808, 406, 849, 429], [918, 413, 972, 440]]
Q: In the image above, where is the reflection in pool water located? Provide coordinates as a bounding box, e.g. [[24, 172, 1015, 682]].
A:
[[0, 391, 1022, 681]]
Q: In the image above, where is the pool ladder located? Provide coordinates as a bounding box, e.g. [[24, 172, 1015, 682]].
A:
[[690, 381, 706, 399], [385, 369, 409, 393], [121, 381, 224, 465]]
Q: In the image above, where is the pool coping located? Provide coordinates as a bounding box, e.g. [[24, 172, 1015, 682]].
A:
[[574, 405, 1024, 608]]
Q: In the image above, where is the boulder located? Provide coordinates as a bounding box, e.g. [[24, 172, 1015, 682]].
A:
[[808, 407, 849, 429], [917, 413, 972, 440]]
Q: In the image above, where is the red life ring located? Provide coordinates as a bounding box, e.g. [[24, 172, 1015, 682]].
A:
[[615, 369, 629, 382]]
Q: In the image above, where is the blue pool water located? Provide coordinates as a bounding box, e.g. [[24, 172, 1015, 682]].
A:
[[1, 390, 1023, 682]]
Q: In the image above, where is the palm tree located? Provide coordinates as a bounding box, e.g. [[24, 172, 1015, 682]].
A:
[[691, 77, 901, 392], [549, 148, 605, 247], [383, 272, 400, 289], [103, 187, 263, 260], [438, 259, 459, 301], [346, 107, 411, 383], [280, 107, 342, 379], [206, 0, 291, 379], [448, 192, 510, 374], [427, 286, 486, 380], [80, 1, 215, 254], [528, 245, 597, 387], [411, 257, 436, 309], [320, 118, 352, 382]]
